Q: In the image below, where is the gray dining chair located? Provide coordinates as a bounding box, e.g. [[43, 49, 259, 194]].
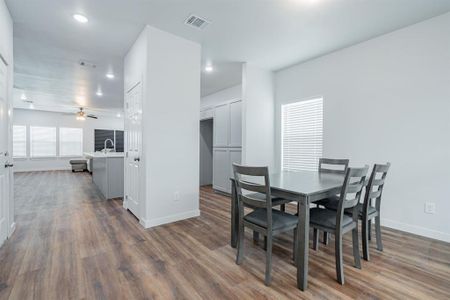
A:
[[324, 163, 390, 260], [310, 165, 369, 285], [233, 164, 298, 286], [315, 158, 350, 244]]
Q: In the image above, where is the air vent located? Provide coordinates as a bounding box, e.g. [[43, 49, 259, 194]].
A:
[[79, 59, 97, 69], [185, 14, 210, 29]]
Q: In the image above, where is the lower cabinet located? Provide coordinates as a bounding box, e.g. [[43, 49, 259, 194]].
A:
[[213, 147, 242, 193]]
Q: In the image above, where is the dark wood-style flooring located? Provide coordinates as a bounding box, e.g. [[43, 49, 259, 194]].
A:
[[0, 171, 449, 299]]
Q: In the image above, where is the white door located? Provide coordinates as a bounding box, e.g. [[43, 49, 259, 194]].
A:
[[212, 148, 229, 193], [124, 82, 142, 218], [229, 101, 242, 147], [0, 58, 10, 246]]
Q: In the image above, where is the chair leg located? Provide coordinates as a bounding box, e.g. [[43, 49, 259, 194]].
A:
[[313, 228, 319, 251], [362, 218, 370, 261], [352, 225, 361, 269], [253, 231, 259, 244], [293, 228, 298, 262], [280, 204, 286, 212], [236, 217, 245, 265], [335, 232, 344, 285], [368, 221, 372, 241], [265, 234, 273, 286], [323, 231, 329, 245], [375, 215, 383, 251]]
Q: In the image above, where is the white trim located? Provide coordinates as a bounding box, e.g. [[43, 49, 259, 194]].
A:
[[140, 210, 200, 229], [382, 218, 450, 243], [8, 222, 15, 238]]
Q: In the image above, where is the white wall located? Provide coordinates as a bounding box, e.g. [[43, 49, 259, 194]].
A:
[[125, 26, 201, 228], [0, 0, 14, 238], [201, 84, 242, 109], [242, 63, 275, 170], [275, 13, 450, 242], [13, 109, 124, 172]]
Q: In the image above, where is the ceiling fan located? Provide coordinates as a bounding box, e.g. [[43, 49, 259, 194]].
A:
[[75, 107, 98, 120]]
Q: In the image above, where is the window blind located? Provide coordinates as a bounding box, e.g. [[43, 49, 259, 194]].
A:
[[281, 98, 323, 171], [30, 126, 56, 157], [60, 127, 83, 157], [13, 125, 27, 158]]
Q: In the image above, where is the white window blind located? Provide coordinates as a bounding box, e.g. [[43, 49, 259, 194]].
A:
[[281, 98, 323, 171], [30, 126, 56, 157], [13, 125, 27, 158], [59, 127, 83, 157]]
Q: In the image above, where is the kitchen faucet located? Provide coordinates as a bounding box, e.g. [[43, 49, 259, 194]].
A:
[[104, 138, 115, 152]]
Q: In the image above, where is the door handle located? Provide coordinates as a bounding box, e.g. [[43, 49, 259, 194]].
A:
[[4, 163, 13, 168], [134, 157, 140, 162]]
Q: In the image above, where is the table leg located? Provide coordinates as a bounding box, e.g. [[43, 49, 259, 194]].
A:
[[297, 196, 310, 291], [231, 180, 238, 248]]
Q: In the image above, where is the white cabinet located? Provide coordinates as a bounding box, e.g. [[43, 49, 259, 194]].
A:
[[213, 100, 242, 147], [229, 100, 242, 147], [213, 148, 242, 193], [213, 103, 229, 147]]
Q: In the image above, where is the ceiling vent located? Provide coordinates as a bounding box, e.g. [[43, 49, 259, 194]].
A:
[[79, 59, 97, 69], [185, 14, 210, 29]]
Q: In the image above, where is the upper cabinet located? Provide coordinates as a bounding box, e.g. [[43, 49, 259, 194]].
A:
[[212, 100, 242, 148], [213, 103, 229, 147]]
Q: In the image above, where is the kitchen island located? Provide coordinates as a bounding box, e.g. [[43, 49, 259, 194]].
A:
[[84, 152, 124, 199]]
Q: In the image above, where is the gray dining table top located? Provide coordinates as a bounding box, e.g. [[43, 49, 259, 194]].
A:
[[231, 170, 346, 197]]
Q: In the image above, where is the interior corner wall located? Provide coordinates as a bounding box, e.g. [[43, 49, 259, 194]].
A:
[[274, 12, 450, 242], [241, 63, 275, 170], [126, 26, 201, 228]]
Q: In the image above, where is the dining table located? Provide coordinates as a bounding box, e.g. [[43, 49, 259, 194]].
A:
[[230, 170, 349, 291]]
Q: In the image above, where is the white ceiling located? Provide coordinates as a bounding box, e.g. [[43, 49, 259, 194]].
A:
[[6, 0, 450, 111]]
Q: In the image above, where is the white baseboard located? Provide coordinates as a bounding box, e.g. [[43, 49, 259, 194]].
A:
[[14, 167, 72, 173], [8, 222, 16, 238], [140, 210, 200, 229], [382, 218, 450, 243]]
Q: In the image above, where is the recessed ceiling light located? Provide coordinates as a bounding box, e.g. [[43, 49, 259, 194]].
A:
[[106, 73, 115, 79], [73, 14, 88, 24], [205, 64, 213, 72], [96, 90, 103, 97]]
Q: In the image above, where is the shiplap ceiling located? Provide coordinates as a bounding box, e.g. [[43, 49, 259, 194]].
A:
[[6, 0, 450, 112]]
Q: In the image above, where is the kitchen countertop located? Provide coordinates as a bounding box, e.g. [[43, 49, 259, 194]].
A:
[[84, 152, 125, 158]]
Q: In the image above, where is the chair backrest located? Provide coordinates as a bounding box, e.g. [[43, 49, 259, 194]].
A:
[[319, 158, 350, 174], [362, 163, 391, 217], [336, 165, 369, 226], [232, 164, 272, 209]]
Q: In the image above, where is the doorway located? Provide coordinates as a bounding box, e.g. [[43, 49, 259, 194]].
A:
[[200, 119, 213, 186]]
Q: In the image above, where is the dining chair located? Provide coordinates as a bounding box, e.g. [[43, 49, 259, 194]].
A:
[[233, 164, 298, 286], [324, 163, 390, 260], [315, 158, 350, 244], [310, 165, 369, 285]]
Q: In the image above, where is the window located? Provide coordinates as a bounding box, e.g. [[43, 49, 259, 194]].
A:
[[281, 98, 323, 171], [59, 127, 83, 157], [13, 125, 27, 158], [30, 126, 56, 157]]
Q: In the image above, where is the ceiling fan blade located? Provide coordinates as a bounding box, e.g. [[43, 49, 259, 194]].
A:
[[87, 114, 98, 119]]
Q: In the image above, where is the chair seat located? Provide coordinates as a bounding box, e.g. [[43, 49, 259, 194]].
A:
[[244, 208, 298, 230], [324, 199, 378, 217], [315, 194, 340, 207], [246, 193, 291, 207], [310, 208, 353, 230]]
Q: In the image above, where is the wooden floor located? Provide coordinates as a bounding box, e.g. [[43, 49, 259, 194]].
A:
[[0, 171, 449, 299]]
